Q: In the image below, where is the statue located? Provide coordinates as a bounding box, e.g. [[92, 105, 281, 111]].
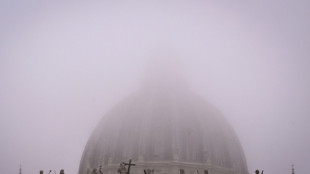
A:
[[117, 163, 127, 174], [92, 168, 98, 174], [255, 170, 264, 174], [99, 165, 103, 174], [48, 170, 56, 174], [144, 169, 154, 174], [180, 169, 185, 174]]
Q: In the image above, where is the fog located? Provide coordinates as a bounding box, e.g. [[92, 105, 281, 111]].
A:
[[1, 1, 309, 174]]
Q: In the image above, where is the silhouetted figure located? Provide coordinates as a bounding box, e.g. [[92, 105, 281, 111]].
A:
[[48, 170, 56, 174], [40, 170, 43, 174], [99, 165, 103, 174], [143, 169, 154, 174], [255, 169, 264, 174], [59, 169, 64, 174], [117, 163, 126, 174], [204, 170, 209, 174], [180, 169, 185, 174], [92, 168, 98, 174]]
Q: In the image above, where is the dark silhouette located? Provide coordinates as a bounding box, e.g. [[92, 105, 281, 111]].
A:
[[123, 159, 136, 174]]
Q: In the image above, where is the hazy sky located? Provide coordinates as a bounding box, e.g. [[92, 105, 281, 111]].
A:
[[1, 1, 310, 174]]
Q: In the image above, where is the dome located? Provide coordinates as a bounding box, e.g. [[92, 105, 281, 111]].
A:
[[78, 61, 248, 174]]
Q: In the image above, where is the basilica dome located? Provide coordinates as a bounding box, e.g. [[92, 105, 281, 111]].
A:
[[78, 62, 248, 174]]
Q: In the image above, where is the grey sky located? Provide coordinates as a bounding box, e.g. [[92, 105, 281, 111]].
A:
[[1, 1, 310, 174]]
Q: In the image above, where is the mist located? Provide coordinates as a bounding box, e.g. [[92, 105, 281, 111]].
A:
[[1, 1, 310, 174]]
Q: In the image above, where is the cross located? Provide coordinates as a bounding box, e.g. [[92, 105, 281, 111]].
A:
[[123, 159, 136, 174]]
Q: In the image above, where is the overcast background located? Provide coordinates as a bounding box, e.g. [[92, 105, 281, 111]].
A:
[[1, 1, 310, 174]]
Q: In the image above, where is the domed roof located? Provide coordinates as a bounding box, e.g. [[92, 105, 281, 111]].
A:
[[79, 59, 248, 174], [78, 83, 248, 174]]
